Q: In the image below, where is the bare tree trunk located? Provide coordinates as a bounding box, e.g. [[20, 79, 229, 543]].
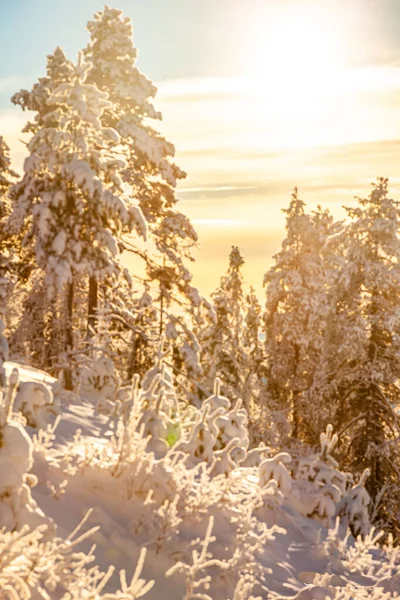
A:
[[159, 255, 166, 337], [292, 389, 301, 439], [292, 343, 301, 439], [64, 281, 74, 390], [127, 330, 138, 380], [159, 292, 164, 337], [45, 296, 58, 372], [87, 276, 98, 337]]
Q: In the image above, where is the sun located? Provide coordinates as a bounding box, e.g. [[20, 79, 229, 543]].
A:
[[246, 1, 350, 85], [234, 0, 357, 149]]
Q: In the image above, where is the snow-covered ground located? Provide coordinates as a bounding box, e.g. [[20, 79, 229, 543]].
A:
[[1, 361, 400, 600]]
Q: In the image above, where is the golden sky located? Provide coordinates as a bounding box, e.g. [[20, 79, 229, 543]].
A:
[[155, 67, 400, 296]]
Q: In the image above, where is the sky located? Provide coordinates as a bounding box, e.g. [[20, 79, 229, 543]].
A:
[[2, 0, 400, 296]]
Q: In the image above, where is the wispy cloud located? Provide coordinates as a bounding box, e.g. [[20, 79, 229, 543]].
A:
[[180, 185, 258, 196], [156, 68, 400, 204], [192, 218, 245, 227]]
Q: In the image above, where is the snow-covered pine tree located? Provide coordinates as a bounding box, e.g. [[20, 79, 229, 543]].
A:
[[83, 6, 199, 334], [144, 248, 203, 394], [326, 179, 400, 534], [198, 246, 255, 406], [242, 286, 265, 396], [300, 205, 344, 437], [8, 52, 146, 388], [10, 48, 77, 321], [10, 49, 82, 370], [263, 190, 331, 442], [0, 136, 18, 387], [81, 6, 202, 390], [241, 286, 271, 445]]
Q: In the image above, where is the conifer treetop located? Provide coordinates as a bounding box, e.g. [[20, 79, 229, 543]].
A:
[[85, 5, 158, 119]]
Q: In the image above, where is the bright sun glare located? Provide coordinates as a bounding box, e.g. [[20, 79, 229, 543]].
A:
[[248, 2, 349, 83], [239, 1, 357, 148]]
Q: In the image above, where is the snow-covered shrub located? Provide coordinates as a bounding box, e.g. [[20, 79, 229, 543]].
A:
[[258, 452, 292, 498], [214, 399, 249, 454], [0, 369, 50, 531], [13, 380, 58, 429], [292, 425, 355, 528], [78, 354, 120, 405], [339, 468, 371, 539], [138, 363, 182, 454], [175, 378, 251, 476]]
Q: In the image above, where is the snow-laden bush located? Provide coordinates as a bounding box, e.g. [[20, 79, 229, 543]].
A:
[[258, 452, 292, 499], [340, 468, 371, 539], [13, 380, 58, 429], [0, 369, 51, 531], [78, 354, 120, 406], [291, 425, 371, 534]]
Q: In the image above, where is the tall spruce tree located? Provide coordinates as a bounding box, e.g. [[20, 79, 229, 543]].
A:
[[0, 136, 18, 387], [243, 286, 265, 380], [8, 53, 146, 387], [263, 190, 331, 441], [301, 204, 344, 437], [83, 6, 199, 332], [201, 247, 246, 397], [325, 179, 400, 532]]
